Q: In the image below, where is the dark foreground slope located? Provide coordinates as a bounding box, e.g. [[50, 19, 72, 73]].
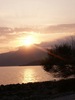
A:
[[0, 46, 47, 66], [0, 78, 75, 100]]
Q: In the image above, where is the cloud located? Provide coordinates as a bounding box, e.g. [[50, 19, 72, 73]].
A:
[[42, 24, 75, 33], [0, 26, 39, 50], [0, 27, 14, 35], [0, 24, 75, 53], [0, 24, 75, 47], [37, 35, 75, 48], [13, 24, 75, 34], [1, 24, 75, 36]]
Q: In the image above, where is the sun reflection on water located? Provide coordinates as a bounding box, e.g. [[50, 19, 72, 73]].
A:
[[0, 66, 55, 85], [22, 68, 37, 83]]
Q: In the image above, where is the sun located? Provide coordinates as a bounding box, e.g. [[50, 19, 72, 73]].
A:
[[23, 36, 35, 46], [18, 33, 39, 47]]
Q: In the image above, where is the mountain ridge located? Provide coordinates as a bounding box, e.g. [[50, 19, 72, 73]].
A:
[[0, 45, 47, 66]]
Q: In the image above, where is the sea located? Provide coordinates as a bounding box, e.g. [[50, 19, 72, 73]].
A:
[[0, 66, 55, 85]]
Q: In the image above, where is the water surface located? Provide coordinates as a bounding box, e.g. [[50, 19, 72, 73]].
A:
[[0, 66, 54, 85]]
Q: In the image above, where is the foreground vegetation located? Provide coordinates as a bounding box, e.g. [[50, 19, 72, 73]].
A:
[[42, 39, 75, 77], [0, 78, 75, 100]]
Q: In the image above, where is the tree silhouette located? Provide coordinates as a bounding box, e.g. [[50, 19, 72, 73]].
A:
[[41, 40, 75, 78]]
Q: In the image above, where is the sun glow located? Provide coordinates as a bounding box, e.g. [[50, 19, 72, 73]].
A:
[[22, 68, 36, 83], [24, 36, 34, 46], [21, 35, 36, 47]]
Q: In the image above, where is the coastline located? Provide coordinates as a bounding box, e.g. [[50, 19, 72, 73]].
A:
[[0, 78, 75, 100]]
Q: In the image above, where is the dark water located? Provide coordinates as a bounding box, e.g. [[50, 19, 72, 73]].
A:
[[0, 66, 54, 85]]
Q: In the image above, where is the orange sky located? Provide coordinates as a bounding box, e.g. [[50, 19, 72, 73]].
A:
[[0, 29, 74, 53], [0, 0, 75, 53]]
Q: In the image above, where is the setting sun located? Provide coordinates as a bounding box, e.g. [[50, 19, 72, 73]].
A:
[[22, 36, 35, 46]]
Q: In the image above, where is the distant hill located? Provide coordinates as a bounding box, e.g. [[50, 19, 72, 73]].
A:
[[0, 45, 47, 66]]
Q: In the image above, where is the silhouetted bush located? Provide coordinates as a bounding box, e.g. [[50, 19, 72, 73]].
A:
[[42, 39, 75, 77]]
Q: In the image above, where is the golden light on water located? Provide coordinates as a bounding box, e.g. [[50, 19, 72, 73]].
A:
[[21, 66, 54, 84], [22, 68, 36, 83], [0, 66, 55, 85]]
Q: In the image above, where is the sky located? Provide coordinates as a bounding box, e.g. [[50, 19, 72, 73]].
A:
[[0, 0, 75, 26], [0, 0, 75, 53]]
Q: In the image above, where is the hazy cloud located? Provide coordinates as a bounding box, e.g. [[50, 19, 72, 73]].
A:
[[0, 24, 75, 36], [0, 24, 75, 49], [43, 24, 75, 33], [0, 26, 41, 46], [0, 27, 14, 35], [38, 35, 75, 48], [0, 24, 75, 53]]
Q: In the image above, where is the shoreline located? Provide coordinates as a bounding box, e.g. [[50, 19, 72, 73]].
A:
[[0, 78, 75, 100]]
